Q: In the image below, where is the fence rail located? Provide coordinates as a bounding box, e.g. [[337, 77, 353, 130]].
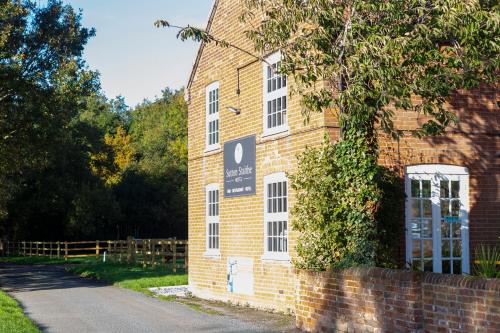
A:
[[0, 238, 188, 271]]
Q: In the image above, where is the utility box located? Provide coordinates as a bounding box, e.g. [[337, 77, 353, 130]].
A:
[[227, 257, 254, 295]]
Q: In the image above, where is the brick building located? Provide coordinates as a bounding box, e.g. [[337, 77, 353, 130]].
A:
[[186, 0, 499, 312]]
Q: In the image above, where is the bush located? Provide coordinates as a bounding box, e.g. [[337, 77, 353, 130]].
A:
[[290, 133, 403, 271]]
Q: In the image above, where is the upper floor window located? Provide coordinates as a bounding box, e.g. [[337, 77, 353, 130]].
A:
[[263, 52, 288, 136], [263, 172, 289, 260], [206, 82, 220, 150], [206, 184, 220, 254]]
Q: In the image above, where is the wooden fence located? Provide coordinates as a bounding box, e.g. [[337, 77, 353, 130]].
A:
[[0, 238, 188, 271]]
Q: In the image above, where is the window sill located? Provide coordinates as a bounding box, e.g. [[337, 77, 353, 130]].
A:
[[261, 252, 291, 263], [261, 127, 289, 141], [203, 145, 221, 156], [203, 251, 221, 259]]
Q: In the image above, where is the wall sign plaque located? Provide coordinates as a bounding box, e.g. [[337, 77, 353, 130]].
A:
[[223, 135, 256, 197]]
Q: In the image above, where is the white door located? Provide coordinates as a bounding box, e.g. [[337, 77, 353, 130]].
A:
[[405, 165, 469, 274]]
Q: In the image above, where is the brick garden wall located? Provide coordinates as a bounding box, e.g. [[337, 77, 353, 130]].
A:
[[295, 268, 500, 333]]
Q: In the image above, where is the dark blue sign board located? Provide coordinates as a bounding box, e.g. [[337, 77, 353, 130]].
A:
[[224, 135, 256, 197]]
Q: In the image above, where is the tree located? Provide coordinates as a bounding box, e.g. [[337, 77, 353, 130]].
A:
[[159, 0, 498, 269]]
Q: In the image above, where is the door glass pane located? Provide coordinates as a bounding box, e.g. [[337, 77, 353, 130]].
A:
[[412, 240, 421, 258], [452, 223, 461, 238], [441, 222, 450, 238], [422, 220, 432, 237], [411, 200, 421, 217], [442, 240, 450, 257], [442, 260, 451, 274], [451, 181, 460, 198], [452, 240, 461, 257], [423, 240, 433, 258], [422, 180, 431, 198], [440, 181, 449, 198], [411, 221, 420, 238], [422, 200, 432, 218], [424, 260, 433, 272], [453, 260, 462, 274], [451, 200, 460, 217], [411, 180, 420, 197]]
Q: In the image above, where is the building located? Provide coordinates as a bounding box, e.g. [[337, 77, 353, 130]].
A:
[[186, 0, 499, 312]]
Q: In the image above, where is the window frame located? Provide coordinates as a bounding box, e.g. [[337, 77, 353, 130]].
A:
[[405, 164, 469, 274], [262, 52, 289, 137], [205, 81, 220, 152], [262, 172, 290, 262], [204, 183, 220, 257]]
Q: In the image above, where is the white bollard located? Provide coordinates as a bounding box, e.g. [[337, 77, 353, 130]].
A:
[[103, 251, 107, 263]]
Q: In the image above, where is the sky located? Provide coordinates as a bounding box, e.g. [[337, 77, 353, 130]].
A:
[[62, 0, 214, 107]]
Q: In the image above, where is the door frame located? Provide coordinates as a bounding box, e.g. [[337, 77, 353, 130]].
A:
[[405, 164, 470, 274]]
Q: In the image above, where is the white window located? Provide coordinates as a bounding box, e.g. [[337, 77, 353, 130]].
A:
[[205, 82, 220, 150], [405, 165, 469, 274], [262, 52, 288, 136], [205, 184, 220, 255], [263, 172, 289, 261]]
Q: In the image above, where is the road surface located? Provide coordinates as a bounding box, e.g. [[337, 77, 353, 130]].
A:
[[0, 264, 294, 333]]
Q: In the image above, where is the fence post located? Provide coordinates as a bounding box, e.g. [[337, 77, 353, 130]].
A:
[[96, 240, 100, 258], [152, 240, 156, 268], [64, 242, 68, 261], [185, 242, 188, 272], [172, 241, 177, 273], [56, 241, 60, 258], [127, 236, 133, 264]]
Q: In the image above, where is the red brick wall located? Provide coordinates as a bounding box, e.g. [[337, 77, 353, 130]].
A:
[[295, 268, 500, 333]]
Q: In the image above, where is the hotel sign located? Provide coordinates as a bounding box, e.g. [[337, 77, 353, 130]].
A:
[[224, 135, 256, 197]]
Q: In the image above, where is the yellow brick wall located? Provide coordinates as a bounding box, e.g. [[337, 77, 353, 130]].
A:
[[187, 0, 328, 312]]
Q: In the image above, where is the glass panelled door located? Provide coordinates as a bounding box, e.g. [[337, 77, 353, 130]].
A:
[[406, 165, 469, 274]]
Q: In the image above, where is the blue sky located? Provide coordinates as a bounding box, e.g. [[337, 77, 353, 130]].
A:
[[63, 0, 214, 107]]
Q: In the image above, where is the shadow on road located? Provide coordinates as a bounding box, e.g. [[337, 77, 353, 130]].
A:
[[0, 264, 106, 293]]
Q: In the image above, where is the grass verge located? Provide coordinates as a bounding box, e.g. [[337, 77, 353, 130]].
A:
[[0, 256, 95, 265], [0, 290, 40, 333], [66, 261, 188, 294]]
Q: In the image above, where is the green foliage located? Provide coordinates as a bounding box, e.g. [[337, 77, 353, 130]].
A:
[[0, 1, 188, 241], [242, 0, 499, 138], [0, 290, 40, 333], [291, 122, 403, 270], [474, 245, 500, 278], [290, 133, 377, 270]]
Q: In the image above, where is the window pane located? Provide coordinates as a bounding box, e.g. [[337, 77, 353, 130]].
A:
[[423, 260, 433, 272], [411, 180, 420, 197], [441, 222, 450, 238], [422, 200, 432, 218], [442, 260, 451, 274], [451, 200, 460, 217], [440, 180, 449, 198], [422, 220, 432, 237], [422, 180, 431, 198], [451, 181, 459, 198], [441, 200, 449, 218], [452, 223, 461, 238], [442, 240, 450, 257], [452, 240, 461, 257], [411, 200, 421, 218], [412, 240, 421, 258], [452, 260, 462, 274], [411, 221, 420, 238], [423, 240, 433, 258]]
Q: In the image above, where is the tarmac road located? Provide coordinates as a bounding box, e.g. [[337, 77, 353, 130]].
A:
[[0, 264, 292, 333]]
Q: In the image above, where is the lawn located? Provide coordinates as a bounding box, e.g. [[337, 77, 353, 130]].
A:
[[66, 261, 188, 294], [0, 290, 40, 333], [0, 256, 93, 265]]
